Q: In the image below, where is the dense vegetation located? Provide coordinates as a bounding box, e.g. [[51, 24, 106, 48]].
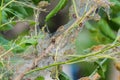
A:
[[0, 0, 120, 80]]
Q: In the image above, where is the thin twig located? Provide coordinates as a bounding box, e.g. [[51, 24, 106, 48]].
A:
[[25, 42, 120, 74], [0, 20, 35, 28], [72, 0, 79, 18]]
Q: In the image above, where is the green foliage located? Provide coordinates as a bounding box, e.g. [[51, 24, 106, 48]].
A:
[[0, 62, 4, 67], [98, 19, 116, 40], [112, 17, 120, 25], [0, 0, 34, 31], [0, 0, 120, 80], [8, 34, 44, 53], [45, 0, 68, 22], [0, 0, 36, 53], [94, 60, 107, 79], [35, 76, 45, 80], [75, 0, 120, 53], [97, 64, 107, 79], [0, 36, 9, 45], [75, 0, 120, 79]]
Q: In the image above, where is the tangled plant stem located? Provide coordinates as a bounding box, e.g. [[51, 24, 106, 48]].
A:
[[26, 42, 120, 74]]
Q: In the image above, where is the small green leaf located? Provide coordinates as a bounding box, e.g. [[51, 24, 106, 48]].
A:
[[112, 17, 120, 25], [35, 76, 45, 80], [13, 46, 25, 53], [45, 0, 68, 22], [98, 19, 116, 40], [25, 38, 38, 46], [85, 22, 97, 31], [0, 62, 4, 67]]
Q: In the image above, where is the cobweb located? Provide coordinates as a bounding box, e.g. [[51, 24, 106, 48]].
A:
[[13, 0, 113, 80]]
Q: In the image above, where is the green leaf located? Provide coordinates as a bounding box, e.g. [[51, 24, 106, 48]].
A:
[[85, 22, 97, 31], [35, 76, 45, 80], [24, 7, 34, 17], [13, 46, 25, 53], [0, 62, 4, 67], [11, 6, 28, 17], [0, 36, 9, 45], [2, 10, 8, 20], [24, 38, 38, 46], [45, 0, 68, 22], [98, 19, 116, 40], [111, 17, 120, 25], [94, 60, 107, 79], [110, 0, 120, 3], [111, 3, 120, 17], [4, 8, 23, 18], [0, 10, 13, 31], [59, 72, 71, 80], [97, 64, 107, 78]]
